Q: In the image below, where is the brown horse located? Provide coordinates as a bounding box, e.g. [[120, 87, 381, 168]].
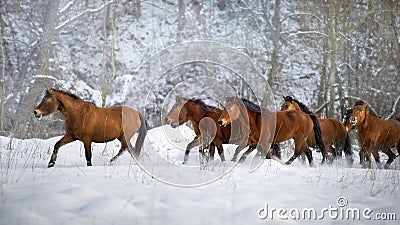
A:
[[218, 97, 327, 166], [280, 96, 353, 164], [165, 96, 247, 164], [344, 100, 400, 168], [34, 88, 147, 167]]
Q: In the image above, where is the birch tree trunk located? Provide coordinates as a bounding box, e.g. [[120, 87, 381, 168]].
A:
[[328, 0, 338, 117]]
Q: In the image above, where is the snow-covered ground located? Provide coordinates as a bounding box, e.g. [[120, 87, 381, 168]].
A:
[[0, 125, 399, 225]]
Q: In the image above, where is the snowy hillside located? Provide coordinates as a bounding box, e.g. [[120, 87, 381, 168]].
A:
[[1, 126, 399, 225]]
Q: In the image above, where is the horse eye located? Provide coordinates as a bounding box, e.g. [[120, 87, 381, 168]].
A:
[[284, 105, 288, 109]]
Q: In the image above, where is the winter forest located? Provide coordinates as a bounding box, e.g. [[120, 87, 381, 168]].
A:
[[0, 0, 399, 138]]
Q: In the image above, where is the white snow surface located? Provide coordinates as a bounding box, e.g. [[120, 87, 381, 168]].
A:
[[0, 125, 399, 225]]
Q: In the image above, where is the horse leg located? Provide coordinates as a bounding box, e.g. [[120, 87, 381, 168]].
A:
[[371, 148, 383, 169], [83, 140, 93, 166], [300, 140, 313, 166], [238, 144, 257, 163], [364, 149, 372, 169], [321, 142, 337, 163], [334, 141, 342, 157], [110, 136, 131, 163], [183, 137, 201, 164], [231, 140, 249, 162], [209, 143, 216, 161], [285, 138, 304, 165], [216, 144, 225, 162], [359, 148, 365, 165], [48, 134, 74, 168], [305, 148, 313, 167], [382, 147, 395, 169], [271, 143, 281, 160]]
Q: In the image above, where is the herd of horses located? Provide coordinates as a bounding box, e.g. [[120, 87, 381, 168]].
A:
[[34, 88, 400, 169]]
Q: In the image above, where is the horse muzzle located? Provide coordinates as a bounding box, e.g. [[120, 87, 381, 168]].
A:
[[349, 117, 357, 126], [33, 110, 43, 120], [218, 120, 227, 127], [165, 117, 178, 128]]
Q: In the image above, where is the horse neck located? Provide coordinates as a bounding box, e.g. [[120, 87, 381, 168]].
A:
[[186, 103, 207, 124], [241, 108, 259, 129], [55, 92, 88, 119], [357, 110, 379, 132]]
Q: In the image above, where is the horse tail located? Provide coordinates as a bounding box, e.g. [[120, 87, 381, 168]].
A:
[[309, 114, 326, 156], [134, 113, 148, 157]]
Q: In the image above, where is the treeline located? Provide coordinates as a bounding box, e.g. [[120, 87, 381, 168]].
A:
[[0, 0, 398, 138]]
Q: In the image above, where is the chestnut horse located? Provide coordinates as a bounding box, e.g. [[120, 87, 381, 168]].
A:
[[218, 97, 327, 166], [344, 101, 400, 168], [165, 96, 248, 164], [34, 88, 147, 167], [280, 96, 353, 164]]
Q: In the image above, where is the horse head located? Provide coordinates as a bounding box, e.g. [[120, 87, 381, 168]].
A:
[[165, 96, 190, 128], [34, 89, 60, 119]]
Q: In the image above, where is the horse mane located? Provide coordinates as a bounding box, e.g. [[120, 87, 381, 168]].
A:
[[284, 95, 313, 114], [240, 98, 261, 114], [289, 97, 313, 114], [51, 88, 97, 106], [51, 88, 80, 100], [189, 98, 215, 112]]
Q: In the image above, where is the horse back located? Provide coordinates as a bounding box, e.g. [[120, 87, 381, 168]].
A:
[[78, 104, 140, 143], [275, 110, 313, 141], [319, 118, 347, 141]]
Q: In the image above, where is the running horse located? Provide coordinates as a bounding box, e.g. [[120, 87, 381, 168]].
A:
[[165, 96, 247, 164], [344, 100, 400, 168], [34, 88, 147, 167], [280, 96, 353, 165], [218, 97, 327, 166]]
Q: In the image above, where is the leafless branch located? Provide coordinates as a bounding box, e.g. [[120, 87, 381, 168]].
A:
[[55, 0, 119, 31]]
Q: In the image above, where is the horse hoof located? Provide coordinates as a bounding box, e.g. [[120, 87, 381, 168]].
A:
[[87, 162, 92, 166], [48, 162, 55, 168], [285, 161, 291, 165]]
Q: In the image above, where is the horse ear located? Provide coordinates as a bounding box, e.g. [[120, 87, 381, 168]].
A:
[[361, 102, 368, 110], [46, 88, 52, 95], [282, 95, 286, 100]]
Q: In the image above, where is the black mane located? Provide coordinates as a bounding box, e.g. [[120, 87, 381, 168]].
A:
[[283, 96, 313, 114], [293, 99, 313, 114], [240, 98, 261, 114], [51, 88, 80, 100], [190, 98, 215, 112]]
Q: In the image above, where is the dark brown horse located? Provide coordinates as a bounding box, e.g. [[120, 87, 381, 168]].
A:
[[218, 97, 327, 166], [281, 96, 353, 164], [34, 88, 147, 167], [165, 96, 247, 164], [344, 100, 400, 168]]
